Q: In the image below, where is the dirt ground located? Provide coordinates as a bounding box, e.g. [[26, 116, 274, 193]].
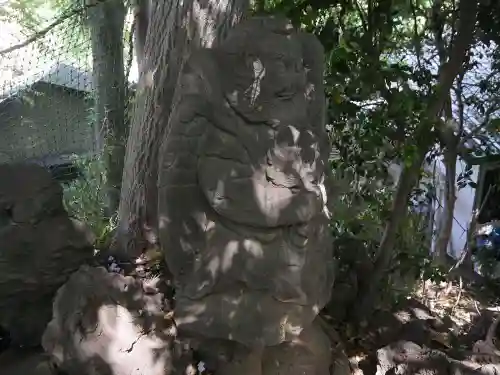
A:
[[337, 277, 500, 374], [2, 268, 500, 375]]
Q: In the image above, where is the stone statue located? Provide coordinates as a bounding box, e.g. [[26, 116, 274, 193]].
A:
[[158, 16, 337, 373], [0, 163, 95, 347]]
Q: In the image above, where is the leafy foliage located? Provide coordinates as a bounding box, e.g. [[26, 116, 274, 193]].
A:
[[257, 0, 500, 312], [4, 0, 500, 320], [62, 155, 116, 249]]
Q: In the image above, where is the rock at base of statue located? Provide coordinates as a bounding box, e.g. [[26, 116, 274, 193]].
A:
[[42, 265, 191, 375], [194, 319, 351, 375], [174, 286, 322, 347], [0, 163, 95, 347]]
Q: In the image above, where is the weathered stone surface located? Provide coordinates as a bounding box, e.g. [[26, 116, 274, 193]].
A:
[[42, 265, 177, 375], [158, 15, 334, 348], [261, 321, 333, 375], [0, 163, 94, 347], [195, 319, 349, 375], [0, 163, 65, 224]]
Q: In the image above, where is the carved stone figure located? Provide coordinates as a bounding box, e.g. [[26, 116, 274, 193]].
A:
[[157, 14, 335, 364]]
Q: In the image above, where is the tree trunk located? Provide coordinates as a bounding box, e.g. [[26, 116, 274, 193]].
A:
[[352, 0, 479, 321], [430, 1, 461, 264], [116, 0, 249, 255], [434, 140, 458, 263], [86, 0, 127, 214], [132, 0, 150, 72]]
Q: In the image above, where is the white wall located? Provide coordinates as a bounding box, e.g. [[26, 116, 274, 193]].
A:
[[387, 157, 479, 259], [430, 157, 479, 259]]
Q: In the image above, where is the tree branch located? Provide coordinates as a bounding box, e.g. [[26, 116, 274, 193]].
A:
[[0, 0, 106, 55], [459, 97, 499, 147], [430, 0, 478, 116], [410, 0, 423, 68], [354, 0, 369, 32], [352, 0, 480, 320]]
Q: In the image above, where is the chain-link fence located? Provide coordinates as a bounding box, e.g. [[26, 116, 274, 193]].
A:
[[0, 1, 134, 182], [0, 1, 134, 230]]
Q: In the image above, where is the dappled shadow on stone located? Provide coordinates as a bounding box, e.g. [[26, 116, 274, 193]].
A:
[[156, 14, 336, 374], [192, 318, 341, 375], [42, 265, 192, 375]]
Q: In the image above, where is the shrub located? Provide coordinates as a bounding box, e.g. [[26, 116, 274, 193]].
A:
[[62, 154, 116, 249]]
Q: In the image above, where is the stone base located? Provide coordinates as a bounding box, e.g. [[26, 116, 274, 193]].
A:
[[194, 319, 350, 375]]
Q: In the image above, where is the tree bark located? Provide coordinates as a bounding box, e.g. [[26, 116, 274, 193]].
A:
[[116, 0, 249, 255], [431, 2, 461, 263], [352, 0, 479, 320], [86, 0, 127, 215]]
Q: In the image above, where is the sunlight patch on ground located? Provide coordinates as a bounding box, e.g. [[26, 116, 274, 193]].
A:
[[413, 279, 482, 331]]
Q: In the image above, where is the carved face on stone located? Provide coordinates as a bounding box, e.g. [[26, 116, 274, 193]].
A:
[[200, 18, 327, 226], [215, 19, 311, 126]]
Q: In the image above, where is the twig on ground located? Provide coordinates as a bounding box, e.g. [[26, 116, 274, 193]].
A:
[[474, 300, 481, 315]]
